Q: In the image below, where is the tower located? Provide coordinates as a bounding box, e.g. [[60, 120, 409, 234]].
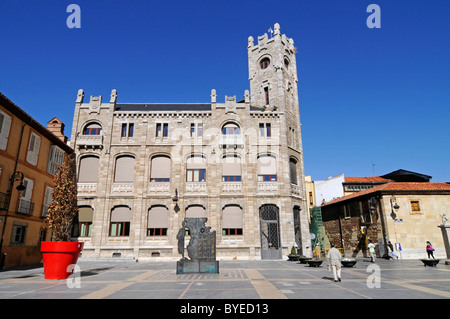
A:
[[248, 23, 310, 255]]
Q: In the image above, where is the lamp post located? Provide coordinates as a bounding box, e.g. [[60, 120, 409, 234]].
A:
[[0, 171, 26, 269]]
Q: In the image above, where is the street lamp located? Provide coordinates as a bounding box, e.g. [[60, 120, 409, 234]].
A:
[[0, 171, 26, 269]]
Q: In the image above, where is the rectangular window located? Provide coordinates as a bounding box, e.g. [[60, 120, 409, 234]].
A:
[[264, 87, 270, 105], [0, 110, 12, 151], [411, 201, 420, 212], [309, 192, 313, 206], [109, 222, 130, 236], [150, 178, 170, 182], [47, 145, 65, 175], [258, 175, 277, 182], [79, 222, 93, 237], [121, 123, 134, 138], [147, 228, 168, 236], [26, 132, 41, 166], [157, 123, 169, 137], [190, 123, 195, 137], [222, 176, 241, 182], [259, 123, 271, 137], [11, 224, 27, 244], [222, 228, 243, 236], [187, 169, 206, 182], [156, 123, 162, 137]]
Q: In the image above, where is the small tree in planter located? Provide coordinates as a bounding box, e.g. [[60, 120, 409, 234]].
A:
[[45, 154, 78, 241], [41, 154, 84, 279]]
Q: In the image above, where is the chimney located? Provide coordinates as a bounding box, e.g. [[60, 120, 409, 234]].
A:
[[47, 117, 68, 144]]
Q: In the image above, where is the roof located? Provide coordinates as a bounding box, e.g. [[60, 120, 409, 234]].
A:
[[0, 92, 73, 154], [381, 169, 432, 182], [115, 103, 212, 112], [323, 182, 450, 207], [344, 176, 391, 183]]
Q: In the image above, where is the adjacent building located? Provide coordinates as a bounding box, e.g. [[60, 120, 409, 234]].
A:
[[321, 182, 450, 259], [70, 24, 311, 261], [0, 92, 72, 269]]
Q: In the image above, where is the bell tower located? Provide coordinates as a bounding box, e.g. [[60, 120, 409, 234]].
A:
[[248, 23, 298, 115]]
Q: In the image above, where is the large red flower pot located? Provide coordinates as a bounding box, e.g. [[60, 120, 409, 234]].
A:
[[41, 241, 84, 280]]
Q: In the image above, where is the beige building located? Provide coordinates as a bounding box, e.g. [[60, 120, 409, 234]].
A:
[[0, 92, 72, 269], [70, 24, 311, 261], [321, 182, 450, 259]]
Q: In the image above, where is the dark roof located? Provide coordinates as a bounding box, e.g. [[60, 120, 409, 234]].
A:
[[115, 103, 212, 112], [380, 169, 432, 182]]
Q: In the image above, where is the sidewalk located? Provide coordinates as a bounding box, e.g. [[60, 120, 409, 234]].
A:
[[0, 258, 449, 300]]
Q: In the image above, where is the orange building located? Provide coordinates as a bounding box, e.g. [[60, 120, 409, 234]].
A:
[[0, 92, 73, 269]]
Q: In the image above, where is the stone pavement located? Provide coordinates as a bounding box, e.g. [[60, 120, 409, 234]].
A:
[[0, 258, 449, 302]]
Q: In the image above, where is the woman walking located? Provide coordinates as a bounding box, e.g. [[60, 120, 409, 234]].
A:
[[426, 241, 435, 259]]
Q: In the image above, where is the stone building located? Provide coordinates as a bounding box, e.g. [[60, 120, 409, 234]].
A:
[[70, 24, 311, 261]]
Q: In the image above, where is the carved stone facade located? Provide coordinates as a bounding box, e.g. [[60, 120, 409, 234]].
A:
[[70, 24, 311, 260]]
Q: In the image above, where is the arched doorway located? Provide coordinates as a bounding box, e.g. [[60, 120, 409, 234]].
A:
[[259, 204, 281, 259]]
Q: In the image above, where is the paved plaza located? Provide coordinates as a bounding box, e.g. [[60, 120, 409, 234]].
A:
[[0, 258, 449, 301]]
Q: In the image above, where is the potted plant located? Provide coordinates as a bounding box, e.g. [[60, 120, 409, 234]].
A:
[[298, 256, 311, 264], [287, 246, 300, 261], [306, 258, 323, 267], [420, 258, 440, 267], [41, 155, 83, 279], [341, 257, 357, 267]]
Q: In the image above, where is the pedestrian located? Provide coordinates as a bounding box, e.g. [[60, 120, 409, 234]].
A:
[[313, 244, 321, 259], [368, 239, 376, 263], [426, 241, 435, 259], [388, 241, 398, 259], [326, 244, 342, 282]]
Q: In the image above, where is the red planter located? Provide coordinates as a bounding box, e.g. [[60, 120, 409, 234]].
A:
[[41, 241, 84, 280]]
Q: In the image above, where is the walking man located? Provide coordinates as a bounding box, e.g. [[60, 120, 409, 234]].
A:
[[368, 239, 376, 263], [327, 244, 342, 282]]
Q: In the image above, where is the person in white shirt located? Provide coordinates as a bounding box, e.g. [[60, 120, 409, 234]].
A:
[[327, 244, 342, 282]]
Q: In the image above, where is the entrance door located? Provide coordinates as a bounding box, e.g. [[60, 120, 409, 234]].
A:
[[259, 204, 281, 259]]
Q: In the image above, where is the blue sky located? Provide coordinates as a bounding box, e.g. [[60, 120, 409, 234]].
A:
[[1, 0, 449, 182]]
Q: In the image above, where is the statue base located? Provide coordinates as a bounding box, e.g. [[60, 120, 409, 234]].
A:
[[176, 260, 219, 274]]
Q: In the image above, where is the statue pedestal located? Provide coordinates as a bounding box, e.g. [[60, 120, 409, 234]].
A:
[[176, 260, 219, 274], [438, 224, 450, 265]]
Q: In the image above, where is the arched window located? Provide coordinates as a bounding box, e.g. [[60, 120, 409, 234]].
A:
[[114, 155, 135, 183], [222, 122, 240, 135], [257, 154, 277, 182], [186, 205, 207, 218], [78, 155, 100, 183], [222, 205, 243, 235], [110, 206, 131, 237], [147, 205, 168, 236], [150, 155, 171, 182], [260, 57, 270, 70], [83, 123, 102, 135], [222, 154, 241, 182], [186, 155, 206, 182]]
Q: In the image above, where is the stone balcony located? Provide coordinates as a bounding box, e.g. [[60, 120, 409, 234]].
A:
[[186, 182, 207, 193], [222, 182, 242, 193], [78, 183, 97, 194], [258, 182, 278, 192], [112, 183, 133, 193], [219, 135, 244, 149], [76, 135, 104, 149], [148, 182, 170, 193]]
